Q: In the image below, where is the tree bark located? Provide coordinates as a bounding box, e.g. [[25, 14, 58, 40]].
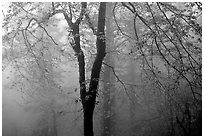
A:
[[84, 3, 106, 135], [63, 2, 106, 135]]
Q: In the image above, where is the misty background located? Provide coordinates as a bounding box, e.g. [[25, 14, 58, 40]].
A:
[[2, 2, 202, 136]]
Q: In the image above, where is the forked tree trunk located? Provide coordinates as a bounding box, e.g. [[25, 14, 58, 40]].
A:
[[84, 3, 106, 135], [64, 2, 106, 136]]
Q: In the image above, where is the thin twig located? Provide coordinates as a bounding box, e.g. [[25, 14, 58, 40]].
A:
[[85, 13, 97, 35], [113, 3, 133, 40], [38, 24, 58, 45], [102, 62, 131, 100]]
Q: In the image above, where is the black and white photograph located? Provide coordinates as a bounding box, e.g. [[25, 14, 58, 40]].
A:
[[2, 2, 202, 136]]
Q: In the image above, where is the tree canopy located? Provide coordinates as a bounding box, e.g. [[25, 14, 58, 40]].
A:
[[2, 2, 202, 136]]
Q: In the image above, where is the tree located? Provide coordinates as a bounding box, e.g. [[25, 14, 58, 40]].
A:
[[102, 2, 116, 136], [3, 2, 106, 136], [3, 2, 201, 136], [76, 2, 106, 136]]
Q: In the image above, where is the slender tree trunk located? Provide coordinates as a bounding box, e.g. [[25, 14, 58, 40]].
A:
[[128, 58, 136, 135], [102, 63, 111, 136], [102, 60, 112, 136], [102, 2, 114, 136], [84, 3, 106, 135], [63, 2, 106, 135]]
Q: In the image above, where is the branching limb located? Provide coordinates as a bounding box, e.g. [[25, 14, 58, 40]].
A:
[[154, 36, 200, 99], [156, 3, 199, 67], [113, 3, 133, 40], [23, 17, 58, 45], [123, 2, 201, 100], [15, 3, 39, 18], [75, 2, 87, 25], [128, 2, 136, 12], [38, 24, 58, 45], [85, 12, 97, 35], [102, 62, 131, 100], [121, 2, 134, 13]]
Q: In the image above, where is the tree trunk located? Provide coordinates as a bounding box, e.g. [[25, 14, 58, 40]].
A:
[[102, 2, 115, 136], [102, 65, 111, 136], [64, 2, 106, 135], [83, 100, 95, 135], [128, 58, 136, 135], [84, 3, 106, 135], [102, 59, 112, 136]]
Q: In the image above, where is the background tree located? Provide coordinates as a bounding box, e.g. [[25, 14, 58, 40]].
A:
[[3, 2, 106, 136], [101, 2, 116, 136]]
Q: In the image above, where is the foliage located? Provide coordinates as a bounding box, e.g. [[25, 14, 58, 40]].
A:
[[113, 2, 201, 135], [2, 2, 202, 136]]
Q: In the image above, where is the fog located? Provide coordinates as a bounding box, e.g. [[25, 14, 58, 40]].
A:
[[1, 57, 157, 135], [2, 62, 84, 135], [2, 2, 202, 136], [3, 56, 201, 136]]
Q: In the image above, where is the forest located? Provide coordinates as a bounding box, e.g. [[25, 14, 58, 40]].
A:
[[2, 2, 202, 136]]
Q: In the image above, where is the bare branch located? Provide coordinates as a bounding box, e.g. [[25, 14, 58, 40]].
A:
[[85, 13, 97, 35], [24, 17, 38, 30], [38, 24, 58, 45], [113, 3, 133, 40], [128, 2, 136, 12], [68, 2, 72, 20], [133, 13, 139, 41], [121, 2, 134, 13], [156, 3, 200, 66], [154, 36, 200, 99], [75, 2, 87, 25], [123, 2, 201, 100], [15, 3, 39, 18], [102, 62, 131, 100], [23, 17, 58, 45]]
